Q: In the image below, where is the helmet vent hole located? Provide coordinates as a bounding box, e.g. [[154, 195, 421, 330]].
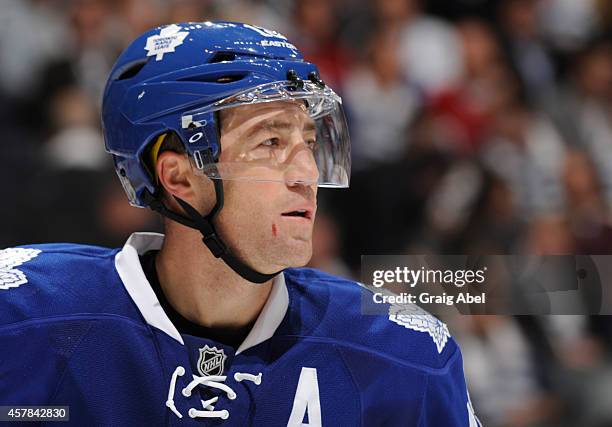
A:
[[216, 75, 244, 83], [177, 73, 248, 83], [209, 52, 236, 63], [177, 71, 249, 84], [114, 59, 149, 81]]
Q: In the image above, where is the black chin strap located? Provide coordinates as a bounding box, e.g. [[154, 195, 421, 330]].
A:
[[142, 180, 278, 284]]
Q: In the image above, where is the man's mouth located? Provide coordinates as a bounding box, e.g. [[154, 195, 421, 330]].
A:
[[281, 207, 313, 220]]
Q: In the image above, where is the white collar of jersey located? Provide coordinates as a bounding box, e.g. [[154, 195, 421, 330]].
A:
[[114, 232, 288, 352]]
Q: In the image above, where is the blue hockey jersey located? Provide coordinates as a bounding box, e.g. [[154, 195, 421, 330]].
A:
[[0, 233, 480, 426]]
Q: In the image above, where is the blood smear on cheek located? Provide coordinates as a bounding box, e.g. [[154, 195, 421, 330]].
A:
[[272, 223, 277, 237]]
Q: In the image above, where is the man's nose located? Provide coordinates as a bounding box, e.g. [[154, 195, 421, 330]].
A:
[[284, 141, 319, 185]]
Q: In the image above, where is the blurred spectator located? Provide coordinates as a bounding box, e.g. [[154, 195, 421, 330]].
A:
[[549, 37, 612, 209], [96, 180, 162, 248], [115, 0, 168, 47], [211, 0, 285, 34], [373, 0, 420, 35], [288, 0, 352, 90], [426, 0, 501, 22], [524, 215, 575, 254], [335, 0, 377, 52], [424, 160, 484, 241], [460, 172, 524, 254], [457, 315, 560, 427], [563, 150, 612, 254], [420, 19, 506, 155], [498, 0, 557, 103], [0, 0, 68, 99], [387, 0, 464, 95], [344, 27, 421, 170], [67, 0, 121, 101], [540, 0, 598, 52], [596, 0, 612, 32], [308, 206, 352, 279], [168, 0, 212, 24], [44, 86, 107, 170], [479, 65, 567, 217], [459, 19, 504, 84]]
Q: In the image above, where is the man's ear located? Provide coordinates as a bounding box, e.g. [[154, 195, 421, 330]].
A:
[[156, 151, 194, 201]]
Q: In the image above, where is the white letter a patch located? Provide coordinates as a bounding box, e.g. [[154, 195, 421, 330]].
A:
[[287, 367, 322, 427]]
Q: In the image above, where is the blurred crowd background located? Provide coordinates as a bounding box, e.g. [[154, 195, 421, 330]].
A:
[[1, 0, 612, 425]]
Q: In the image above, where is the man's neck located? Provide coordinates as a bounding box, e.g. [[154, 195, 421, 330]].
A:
[[155, 225, 274, 331]]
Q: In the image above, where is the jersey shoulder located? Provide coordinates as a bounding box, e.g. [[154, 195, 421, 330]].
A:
[[283, 267, 458, 371], [0, 243, 133, 325]]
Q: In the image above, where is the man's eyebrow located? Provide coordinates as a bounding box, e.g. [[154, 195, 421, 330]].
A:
[[245, 119, 316, 137], [304, 121, 316, 132]]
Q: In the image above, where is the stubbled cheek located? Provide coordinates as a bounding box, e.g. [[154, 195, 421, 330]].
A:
[[272, 223, 277, 237]]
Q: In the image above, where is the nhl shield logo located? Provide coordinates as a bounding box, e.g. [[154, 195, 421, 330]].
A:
[[197, 345, 227, 376]]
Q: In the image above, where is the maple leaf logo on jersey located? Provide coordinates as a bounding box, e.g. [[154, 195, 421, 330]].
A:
[[388, 303, 450, 354], [0, 248, 41, 290], [145, 24, 189, 61]]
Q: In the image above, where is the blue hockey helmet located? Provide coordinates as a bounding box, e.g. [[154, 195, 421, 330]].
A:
[[102, 21, 350, 208], [101, 22, 351, 283]]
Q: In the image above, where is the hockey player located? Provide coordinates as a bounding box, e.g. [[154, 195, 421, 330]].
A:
[[0, 22, 479, 426]]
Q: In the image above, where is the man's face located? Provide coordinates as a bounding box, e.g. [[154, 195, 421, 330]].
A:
[[196, 101, 320, 273]]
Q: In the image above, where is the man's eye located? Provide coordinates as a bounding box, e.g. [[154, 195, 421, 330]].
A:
[[306, 139, 318, 151], [259, 138, 279, 147]]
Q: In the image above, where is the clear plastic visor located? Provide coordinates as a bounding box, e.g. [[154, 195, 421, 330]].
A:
[[180, 80, 350, 187]]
